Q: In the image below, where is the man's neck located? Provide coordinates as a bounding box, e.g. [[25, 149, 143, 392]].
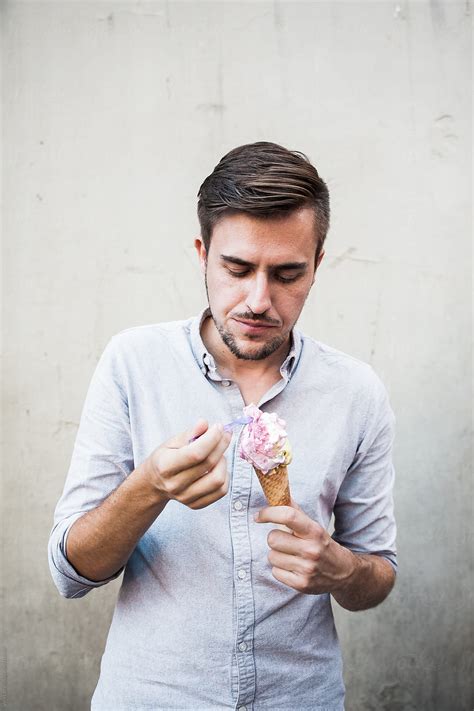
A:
[[200, 314, 291, 382]]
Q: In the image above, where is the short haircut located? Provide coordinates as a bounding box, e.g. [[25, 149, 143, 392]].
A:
[[197, 141, 330, 258]]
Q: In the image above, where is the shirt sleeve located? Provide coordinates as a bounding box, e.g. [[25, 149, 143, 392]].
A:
[[332, 372, 397, 571], [48, 336, 134, 598]]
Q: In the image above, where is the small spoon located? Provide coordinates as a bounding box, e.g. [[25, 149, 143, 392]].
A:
[[189, 415, 253, 442]]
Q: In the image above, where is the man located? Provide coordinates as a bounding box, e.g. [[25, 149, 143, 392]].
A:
[[49, 142, 396, 710]]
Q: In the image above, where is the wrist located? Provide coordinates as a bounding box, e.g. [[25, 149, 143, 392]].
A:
[[332, 545, 362, 594], [135, 457, 170, 507]]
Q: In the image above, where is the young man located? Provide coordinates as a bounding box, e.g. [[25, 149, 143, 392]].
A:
[[49, 142, 396, 710]]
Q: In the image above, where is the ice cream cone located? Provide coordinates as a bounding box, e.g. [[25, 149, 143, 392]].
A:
[[254, 463, 291, 506]]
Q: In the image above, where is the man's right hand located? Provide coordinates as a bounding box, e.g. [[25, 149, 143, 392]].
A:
[[144, 420, 233, 510], [65, 419, 233, 582]]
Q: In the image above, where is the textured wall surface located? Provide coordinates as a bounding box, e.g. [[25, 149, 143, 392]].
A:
[[2, 1, 472, 709]]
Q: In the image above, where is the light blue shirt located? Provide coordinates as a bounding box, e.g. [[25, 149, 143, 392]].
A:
[[49, 308, 396, 710]]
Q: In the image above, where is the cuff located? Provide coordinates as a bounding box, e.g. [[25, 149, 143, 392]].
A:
[[49, 513, 124, 598]]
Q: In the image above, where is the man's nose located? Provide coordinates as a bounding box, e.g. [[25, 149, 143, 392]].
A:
[[246, 273, 272, 315]]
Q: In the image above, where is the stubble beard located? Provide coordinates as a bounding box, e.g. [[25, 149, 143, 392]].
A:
[[215, 321, 288, 361]]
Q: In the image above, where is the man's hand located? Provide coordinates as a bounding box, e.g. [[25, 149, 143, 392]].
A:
[[66, 419, 232, 582], [145, 419, 232, 510], [255, 505, 395, 610], [255, 504, 355, 595]]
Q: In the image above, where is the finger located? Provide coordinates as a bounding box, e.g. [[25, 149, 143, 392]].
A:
[[254, 506, 321, 539], [267, 529, 321, 559], [271, 566, 306, 592], [165, 419, 209, 448], [185, 424, 232, 463], [184, 460, 230, 508], [188, 418, 209, 441], [169, 430, 232, 493], [163, 424, 228, 477], [268, 550, 316, 577], [179, 455, 228, 504], [197, 428, 233, 472]]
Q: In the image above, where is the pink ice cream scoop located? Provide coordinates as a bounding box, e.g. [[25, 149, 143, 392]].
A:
[[239, 403, 292, 474]]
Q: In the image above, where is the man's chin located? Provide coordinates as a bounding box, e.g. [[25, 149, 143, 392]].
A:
[[231, 345, 270, 361], [220, 329, 287, 362]]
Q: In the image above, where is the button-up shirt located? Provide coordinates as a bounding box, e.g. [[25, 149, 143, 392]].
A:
[[48, 308, 397, 710]]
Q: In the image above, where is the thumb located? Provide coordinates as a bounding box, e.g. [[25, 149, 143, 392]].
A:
[[188, 418, 209, 441], [165, 418, 209, 449]]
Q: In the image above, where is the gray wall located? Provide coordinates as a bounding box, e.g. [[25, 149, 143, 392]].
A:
[[2, 1, 471, 709]]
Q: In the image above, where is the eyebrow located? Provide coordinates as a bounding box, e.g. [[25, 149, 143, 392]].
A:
[[220, 254, 308, 270]]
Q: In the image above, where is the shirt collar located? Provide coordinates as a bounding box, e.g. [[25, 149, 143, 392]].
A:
[[190, 307, 303, 381]]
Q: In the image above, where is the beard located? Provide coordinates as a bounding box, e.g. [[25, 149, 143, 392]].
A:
[[205, 272, 289, 361], [214, 320, 288, 361]]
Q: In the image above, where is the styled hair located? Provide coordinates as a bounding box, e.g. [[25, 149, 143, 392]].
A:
[[197, 141, 330, 258]]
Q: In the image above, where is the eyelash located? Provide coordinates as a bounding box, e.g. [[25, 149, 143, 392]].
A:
[[227, 269, 300, 284]]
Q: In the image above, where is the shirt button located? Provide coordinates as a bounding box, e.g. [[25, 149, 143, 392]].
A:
[[233, 500, 243, 511], [238, 642, 247, 652], [222, 379, 231, 387], [238, 707, 247, 711], [237, 569, 247, 580]]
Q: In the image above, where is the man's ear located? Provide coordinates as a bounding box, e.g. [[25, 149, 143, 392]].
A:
[[194, 238, 207, 274], [311, 249, 325, 285]]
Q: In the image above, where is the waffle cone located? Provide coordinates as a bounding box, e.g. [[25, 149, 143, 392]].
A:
[[254, 464, 291, 506]]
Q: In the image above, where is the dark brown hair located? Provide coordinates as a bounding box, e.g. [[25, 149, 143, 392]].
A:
[[197, 141, 330, 259]]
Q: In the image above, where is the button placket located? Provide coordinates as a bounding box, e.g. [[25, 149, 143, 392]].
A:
[[227, 402, 257, 710]]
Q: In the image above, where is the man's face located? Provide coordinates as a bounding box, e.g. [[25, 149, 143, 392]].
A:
[[195, 207, 324, 362]]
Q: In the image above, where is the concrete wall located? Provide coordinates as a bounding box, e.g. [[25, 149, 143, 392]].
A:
[[2, 1, 471, 709]]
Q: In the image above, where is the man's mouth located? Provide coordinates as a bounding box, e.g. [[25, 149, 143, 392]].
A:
[[233, 318, 278, 332]]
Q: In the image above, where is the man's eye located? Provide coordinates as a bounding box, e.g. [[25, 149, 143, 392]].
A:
[[275, 273, 300, 283], [227, 269, 249, 278], [225, 267, 301, 282]]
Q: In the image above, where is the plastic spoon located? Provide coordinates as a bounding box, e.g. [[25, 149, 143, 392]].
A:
[[189, 416, 253, 443]]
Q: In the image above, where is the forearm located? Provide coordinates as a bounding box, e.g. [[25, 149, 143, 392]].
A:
[[66, 460, 167, 582], [331, 551, 396, 611]]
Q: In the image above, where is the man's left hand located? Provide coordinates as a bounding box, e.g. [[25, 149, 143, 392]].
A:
[[254, 505, 356, 595]]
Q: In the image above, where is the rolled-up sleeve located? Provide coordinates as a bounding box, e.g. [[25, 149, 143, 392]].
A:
[[332, 374, 397, 571], [48, 336, 134, 598]]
